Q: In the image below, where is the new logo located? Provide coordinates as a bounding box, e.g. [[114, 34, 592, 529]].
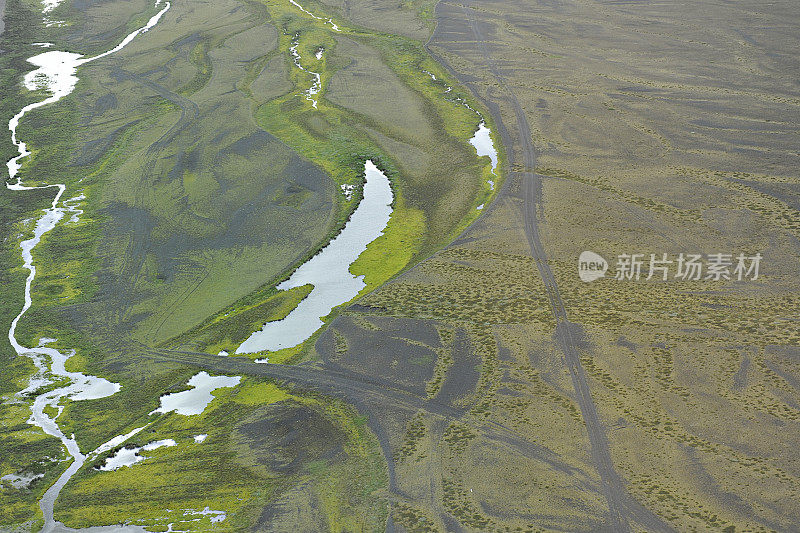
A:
[[578, 251, 608, 282]]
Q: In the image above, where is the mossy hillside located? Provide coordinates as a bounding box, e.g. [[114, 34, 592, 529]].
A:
[[258, 0, 500, 241], [56, 378, 288, 531], [9, 0, 334, 349], [164, 284, 313, 355], [210, 0, 504, 360], [56, 377, 388, 531], [2, 0, 391, 527], [1, 0, 499, 528], [161, 0, 505, 359], [1, 0, 304, 465]]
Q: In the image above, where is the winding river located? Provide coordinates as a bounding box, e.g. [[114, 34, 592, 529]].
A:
[[288, 0, 340, 32], [5, 2, 170, 531], [4, 0, 501, 526]]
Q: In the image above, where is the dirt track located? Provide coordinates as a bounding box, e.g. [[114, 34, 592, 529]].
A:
[[426, 2, 674, 531], [138, 1, 672, 529], [145, 347, 600, 484], [0, 0, 6, 37]]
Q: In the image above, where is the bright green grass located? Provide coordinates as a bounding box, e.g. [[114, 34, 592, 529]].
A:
[[56, 377, 387, 531], [208, 0, 503, 360], [165, 284, 314, 355], [0, 0, 502, 527]]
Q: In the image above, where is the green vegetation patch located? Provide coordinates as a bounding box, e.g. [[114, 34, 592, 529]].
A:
[[165, 284, 313, 355], [56, 377, 388, 531]]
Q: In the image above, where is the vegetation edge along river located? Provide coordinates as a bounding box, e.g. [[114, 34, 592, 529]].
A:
[[0, 0, 504, 529]]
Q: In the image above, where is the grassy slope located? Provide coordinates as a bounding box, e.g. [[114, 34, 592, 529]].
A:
[[55, 378, 388, 531], [0, 0, 501, 529], [159, 0, 503, 357]]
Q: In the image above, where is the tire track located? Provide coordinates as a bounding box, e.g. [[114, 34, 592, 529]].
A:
[[112, 68, 200, 153], [428, 3, 674, 531], [458, 8, 628, 531], [102, 68, 202, 329], [144, 348, 602, 488]]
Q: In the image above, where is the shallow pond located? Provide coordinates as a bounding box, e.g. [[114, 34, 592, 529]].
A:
[[151, 372, 241, 416], [469, 121, 498, 175], [99, 440, 177, 471], [237, 160, 393, 353]]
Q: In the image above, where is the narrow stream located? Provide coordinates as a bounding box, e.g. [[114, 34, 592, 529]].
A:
[[4, 0, 501, 525], [285, 0, 340, 109], [289, 33, 322, 108], [4, 2, 171, 531], [422, 69, 499, 186], [237, 45, 501, 354], [288, 0, 341, 32], [237, 160, 393, 353]]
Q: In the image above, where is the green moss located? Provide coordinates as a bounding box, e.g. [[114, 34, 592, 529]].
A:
[[350, 196, 426, 293], [56, 378, 386, 531], [165, 284, 314, 354], [231, 380, 291, 405], [0, 0, 503, 528]]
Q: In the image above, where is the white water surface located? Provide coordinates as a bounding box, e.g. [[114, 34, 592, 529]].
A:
[[91, 426, 149, 458], [288, 0, 340, 32], [290, 35, 322, 108], [1, 472, 44, 489], [237, 160, 393, 353], [469, 122, 498, 175], [420, 69, 498, 184], [42, 0, 64, 13], [285, 0, 338, 109], [62, 193, 85, 222], [150, 372, 241, 416], [99, 439, 177, 471], [4, 2, 171, 531], [187, 507, 227, 524]]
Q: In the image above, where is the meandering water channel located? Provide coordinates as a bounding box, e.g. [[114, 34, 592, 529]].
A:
[[289, 33, 323, 108], [5, 2, 170, 531], [4, 0, 501, 527]]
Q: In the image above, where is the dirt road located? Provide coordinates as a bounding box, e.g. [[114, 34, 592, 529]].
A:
[[427, 2, 673, 531]]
